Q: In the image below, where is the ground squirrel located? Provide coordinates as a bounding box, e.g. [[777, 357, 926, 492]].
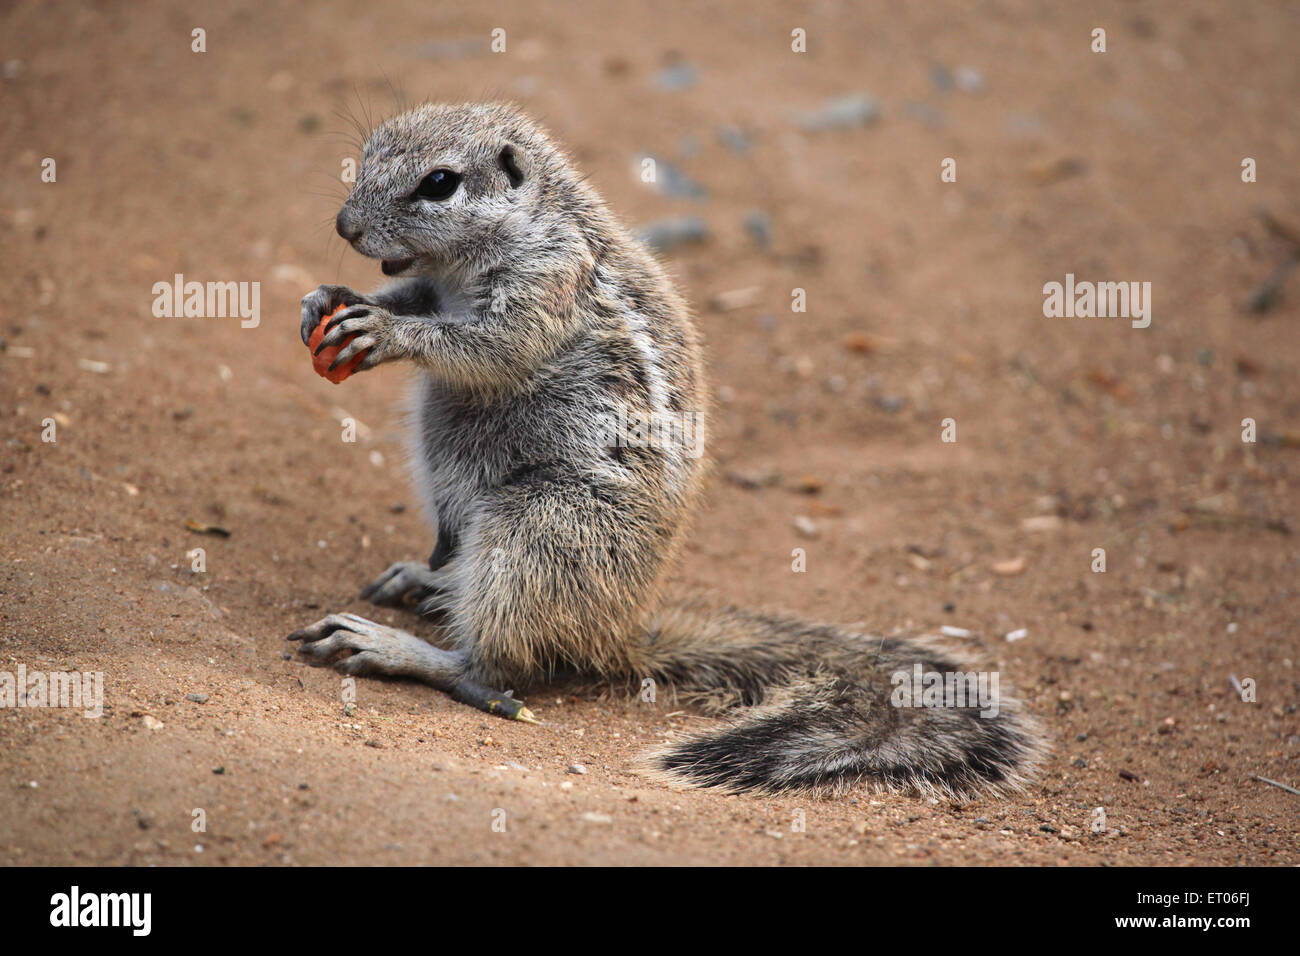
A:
[[288, 102, 1043, 796]]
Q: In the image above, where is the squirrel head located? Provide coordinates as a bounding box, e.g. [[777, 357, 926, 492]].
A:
[[336, 102, 578, 278]]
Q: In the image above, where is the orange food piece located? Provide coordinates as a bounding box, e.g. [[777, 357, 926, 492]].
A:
[[307, 303, 370, 384]]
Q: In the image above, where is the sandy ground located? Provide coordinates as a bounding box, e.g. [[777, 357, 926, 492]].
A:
[[1, 0, 1298, 866]]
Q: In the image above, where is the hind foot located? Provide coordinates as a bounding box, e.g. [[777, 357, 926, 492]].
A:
[[286, 613, 537, 723]]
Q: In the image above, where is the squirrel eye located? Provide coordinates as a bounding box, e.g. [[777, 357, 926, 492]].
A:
[[414, 169, 461, 201]]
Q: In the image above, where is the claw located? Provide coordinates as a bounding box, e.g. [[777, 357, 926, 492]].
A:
[[286, 613, 350, 643], [314, 307, 373, 356], [361, 561, 443, 609], [487, 697, 542, 724], [324, 306, 367, 336], [328, 336, 372, 373], [450, 679, 542, 724], [299, 286, 369, 346]]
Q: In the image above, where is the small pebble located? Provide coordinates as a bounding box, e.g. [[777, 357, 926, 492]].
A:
[[902, 101, 944, 128], [1020, 515, 1062, 532], [992, 556, 1027, 576], [716, 125, 751, 153], [724, 469, 769, 490], [743, 209, 772, 249], [793, 515, 819, 539], [636, 217, 708, 252], [642, 155, 707, 199], [796, 93, 880, 131], [654, 62, 699, 92], [954, 66, 985, 93]]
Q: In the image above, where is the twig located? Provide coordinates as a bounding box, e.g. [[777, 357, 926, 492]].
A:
[[1182, 506, 1291, 535], [1252, 774, 1300, 796], [1258, 208, 1300, 247], [1246, 209, 1300, 313], [1245, 251, 1299, 313]]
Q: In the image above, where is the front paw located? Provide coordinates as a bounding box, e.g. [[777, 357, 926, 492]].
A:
[[361, 561, 447, 609], [299, 284, 370, 346], [312, 304, 399, 373]]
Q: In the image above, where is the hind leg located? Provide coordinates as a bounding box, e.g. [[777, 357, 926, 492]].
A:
[[438, 470, 670, 689], [287, 612, 537, 722]]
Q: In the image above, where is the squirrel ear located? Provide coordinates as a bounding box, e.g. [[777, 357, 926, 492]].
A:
[[498, 144, 527, 188]]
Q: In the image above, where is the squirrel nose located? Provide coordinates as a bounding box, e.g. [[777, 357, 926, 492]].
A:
[[336, 210, 365, 243]]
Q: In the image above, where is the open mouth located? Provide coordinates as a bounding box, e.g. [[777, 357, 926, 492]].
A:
[[381, 257, 416, 276]]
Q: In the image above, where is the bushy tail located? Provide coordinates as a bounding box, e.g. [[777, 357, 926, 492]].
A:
[[637, 602, 1044, 798]]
